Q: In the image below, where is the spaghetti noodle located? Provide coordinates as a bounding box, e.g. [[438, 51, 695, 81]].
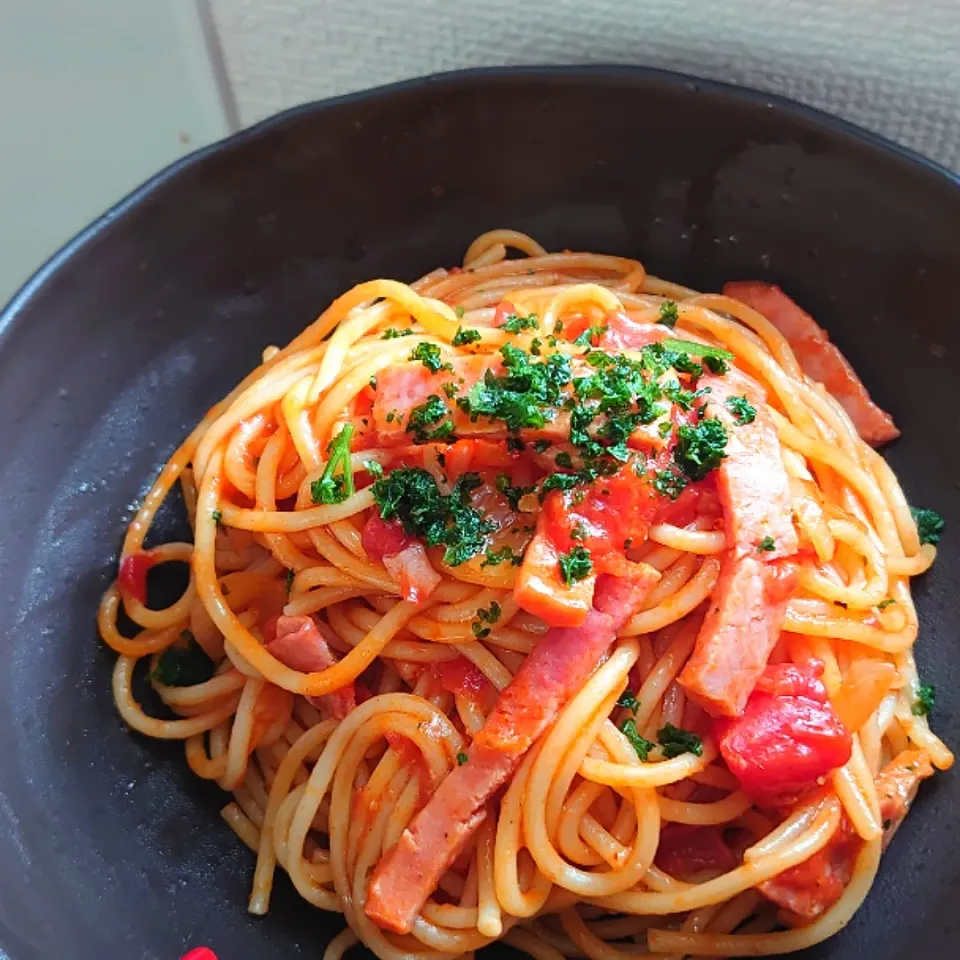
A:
[[100, 230, 951, 959]]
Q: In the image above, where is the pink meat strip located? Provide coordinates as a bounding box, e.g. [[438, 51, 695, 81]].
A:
[[364, 566, 660, 934], [678, 374, 800, 718], [723, 282, 899, 446], [267, 615, 355, 720]]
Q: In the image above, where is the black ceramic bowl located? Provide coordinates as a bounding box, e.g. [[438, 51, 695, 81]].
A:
[[0, 67, 957, 960]]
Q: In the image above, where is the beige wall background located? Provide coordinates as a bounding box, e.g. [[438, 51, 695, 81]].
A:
[[206, 0, 960, 171]]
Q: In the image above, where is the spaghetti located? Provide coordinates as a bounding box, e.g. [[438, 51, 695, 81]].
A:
[[100, 230, 951, 959]]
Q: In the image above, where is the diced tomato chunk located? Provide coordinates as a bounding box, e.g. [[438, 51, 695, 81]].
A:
[[434, 656, 494, 701], [181, 950, 218, 960], [493, 299, 517, 327], [655, 824, 738, 880], [362, 512, 414, 559], [716, 663, 851, 804], [755, 660, 828, 701], [542, 463, 661, 571], [118, 551, 156, 605]]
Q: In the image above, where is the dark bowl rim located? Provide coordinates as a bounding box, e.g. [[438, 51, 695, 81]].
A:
[[3, 62, 958, 343]]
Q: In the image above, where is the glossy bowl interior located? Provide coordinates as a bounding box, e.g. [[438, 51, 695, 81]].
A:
[[0, 66, 958, 960]]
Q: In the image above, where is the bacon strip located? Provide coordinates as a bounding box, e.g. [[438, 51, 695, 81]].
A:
[[364, 566, 660, 934], [679, 375, 799, 717], [759, 749, 933, 921], [723, 282, 899, 447], [266, 615, 355, 720]]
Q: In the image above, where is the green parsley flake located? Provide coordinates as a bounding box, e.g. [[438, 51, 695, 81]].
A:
[[455, 305, 466, 319], [658, 301, 679, 328], [674, 419, 728, 481], [912, 682, 936, 716], [621, 718, 654, 760], [472, 600, 502, 639], [409, 342, 452, 373], [382, 327, 413, 339], [876, 598, 897, 610], [406, 395, 455, 444], [372, 467, 495, 566], [703, 355, 729, 375], [452, 326, 481, 346], [573, 324, 608, 346], [910, 506, 944, 546], [481, 545, 524, 567], [502, 311, 539, 333], [725, 395, 756, 425], [151, 631, 214, 687], [310, 424, 355, 504], [657, 723, 703, 758], [456, 751, 468, 765], [211, 509, 223, 525], [496, 473, 536, 511], [558, 545, 593, 584], [662, 338, 734, 362], [285, 568, 295, 594], [757, 535, 776, 552], [617, 690, 640, 713]]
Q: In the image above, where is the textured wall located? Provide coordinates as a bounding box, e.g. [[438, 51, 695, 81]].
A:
[[207, 0, 960, 171]]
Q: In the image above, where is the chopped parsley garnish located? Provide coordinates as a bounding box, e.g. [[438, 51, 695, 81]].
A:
[[406, 395, 455, 443], [657, 723, 703, 758], [456, 751, 468, 765], [653, 469, 688, 500], [364, 459, 384, 479], [574, 324, 608, 346], [409, 342, 452, 373], [310, 424, 355, 504], [621, 718, 654, 760], [662, 338, 735, 362], [877, 598, 897, 610], [558, 545, 593, 584], [285, 568, 295, 594], [673, 419, 728, 481], [501, 311, 539, 333], [151, 631, 214, 687], [455, 305, 466, 319], [658, 420, 673, 438], [496, 473, 535, 511], [441, 382, 459, 399], [533, 438, 552, 453], [472, 600, 502, 638], [912, 682, 936, 716], [911, 506, 944, 546], [570, 521, 587, 541], [211, 509, 223, 525], [381, 327, 413, 339], [541, 473, 581, 495], [725, 395, 756, 425], [617, 690, 640, 713], [371, 468, 495, 566], [703, 355, 729, 375], [757, 535, 776, 552], [481, 545, 524, 567], [555, 451, 573, 469], [658, 301, 679, 328], [452, 326, 481, 346], [458, 344, 572, 433]]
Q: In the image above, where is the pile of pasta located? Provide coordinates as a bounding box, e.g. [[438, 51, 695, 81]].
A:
[[100, 230, 951, 960]]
